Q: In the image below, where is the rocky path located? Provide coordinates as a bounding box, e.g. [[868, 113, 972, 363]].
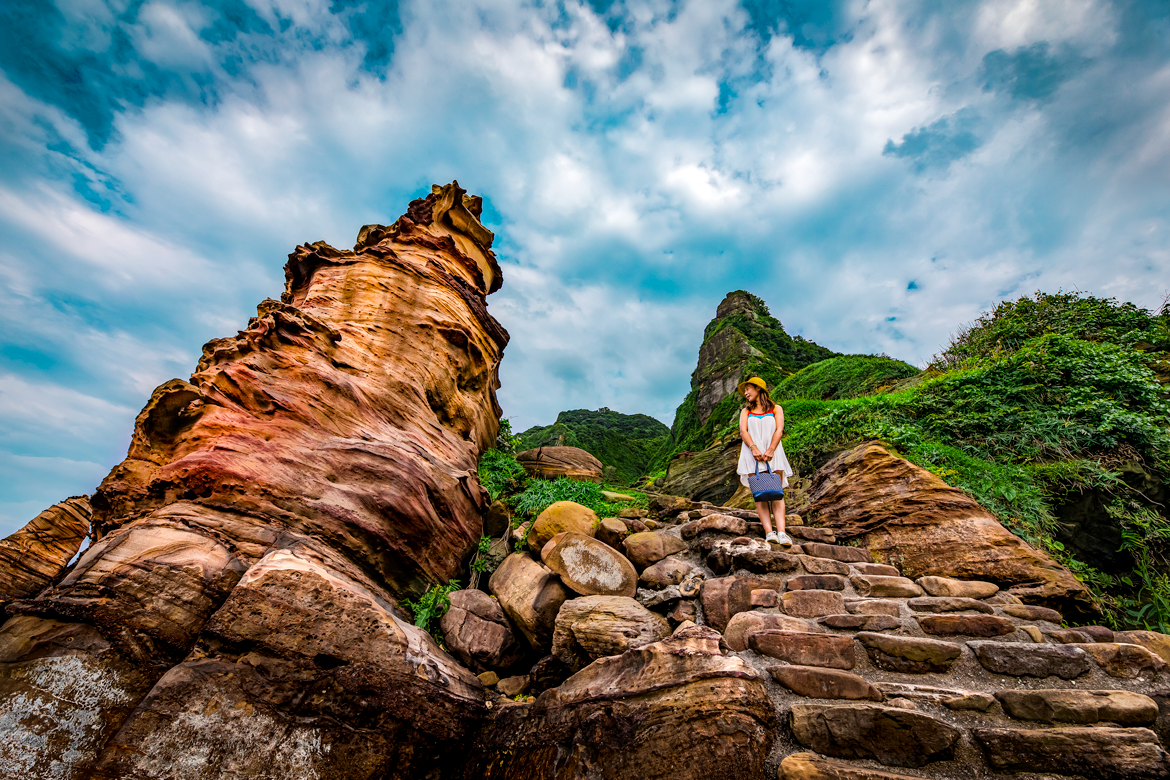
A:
[[466, 494, 1170, 780]]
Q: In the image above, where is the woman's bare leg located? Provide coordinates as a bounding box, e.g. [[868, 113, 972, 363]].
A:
[[773, 499, 787, 534], [756, 501, 774, 535]]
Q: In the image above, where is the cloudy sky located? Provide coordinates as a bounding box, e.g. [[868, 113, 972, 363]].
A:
[[2, 0, 1168, 533]]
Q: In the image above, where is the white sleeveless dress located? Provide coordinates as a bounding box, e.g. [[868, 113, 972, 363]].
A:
[[737, 409, 793, 489]]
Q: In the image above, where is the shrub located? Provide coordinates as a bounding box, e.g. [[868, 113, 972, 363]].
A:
[[511, 477, 644, 520], [400, 580, 461, 638], [479, 449, 528, 502]]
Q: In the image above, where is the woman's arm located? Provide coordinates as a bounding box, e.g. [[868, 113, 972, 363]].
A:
[[764, 406, 784, 458]]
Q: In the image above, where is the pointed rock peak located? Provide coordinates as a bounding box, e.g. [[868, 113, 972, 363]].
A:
[[716, 290, 764, 321]]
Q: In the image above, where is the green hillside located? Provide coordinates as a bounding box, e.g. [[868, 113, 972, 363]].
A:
[[780, 291, 1170, 632], [773, 354, 921, 400], [517, 408, 670, 485]]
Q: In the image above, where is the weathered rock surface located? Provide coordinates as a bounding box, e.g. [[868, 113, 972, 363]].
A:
[[701, 575, 786, 631], [770, 666, 883, 702], [516, 446, 603, 483], [527, 501, 598, 552], [908, 596, 995, 614], [463, 626, 775, 779], [623, 531, 687, 570], [0, 496, 91, 608], [542, 533, 637, 598], [489, 553, 569, 650], [659, 437, 743, 506], [783, 589, 847, 618], [969, 640, 1091, 679], [916, 614, 1016, 637], [1072, 641, 1168, 678], [639, 557, 700, 590], [916, 575, 998, 599], [805, 442, 1095, 619], [857, 632, 962, 674], [551, 595, 670, 669], [779, 752, 930, 780], [974, 726, 1170, 779], [440, 589, 523, 671], [1117, 630, 1170, 664], [996, 689, 1159, 725], [595, 517, 629, 549], [790, 703, 960, 768], [750, 631, 856, 669], [723, 611, 819, 652]]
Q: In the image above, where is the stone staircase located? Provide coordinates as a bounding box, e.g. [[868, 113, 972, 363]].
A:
[[641, 501, 1170, 779]]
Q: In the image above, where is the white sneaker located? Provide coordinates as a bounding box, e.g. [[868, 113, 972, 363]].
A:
[[765, 532, 779, 544], [774, 532, 793, 548]]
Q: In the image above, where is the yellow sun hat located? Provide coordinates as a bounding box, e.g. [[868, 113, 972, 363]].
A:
[[737, 376, 767, 396]]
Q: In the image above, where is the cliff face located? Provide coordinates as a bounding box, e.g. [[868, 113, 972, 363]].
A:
[[0, 496, 91, 609], [0, 182, 507, 779]]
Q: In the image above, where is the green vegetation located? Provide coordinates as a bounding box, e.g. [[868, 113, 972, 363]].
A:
[[512, 476, 646, 521], [517, 408, 670, 484], [479, 447, 528, 502], [774, 354, 920, 400], [400, 579, 461, 637], [776, 292, 1170, 632]]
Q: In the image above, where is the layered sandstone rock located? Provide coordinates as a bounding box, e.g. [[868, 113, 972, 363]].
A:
[[0, 182, 507, 779], [516, 446, 603, 483], [805, 442, 1095, 619], [462, 626, 775, 779], [0, 496, 91, 608]]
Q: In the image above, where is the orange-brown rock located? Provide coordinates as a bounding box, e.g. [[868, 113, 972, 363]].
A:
[[551, 595, 670, 669], [805, 443, 1094, 619], [516, 446, 603, 483], [461, 626, 776, 779], [0, 183, 508, 779], [0, 496, 91, 607], [1114, 630, 1170, 664], [542, 533, 637, 598]]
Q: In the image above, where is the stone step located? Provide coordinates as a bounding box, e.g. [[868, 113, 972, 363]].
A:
[[851, 561, 900, 577], [769, 666, 883, 701], [787, 574, 846, 591], [1001, 603, 1063, 623], [821, 614, 900, 631], [907, 596, 994, 614], [875, 682, 997, 712], [789, 703, 960, 769], [915, 575, 999, 599], [916, 614, 1017, 637], [779, 753, 929, 780], [850, 574, 923, 598], [846, 598, 903, 617], [856, 632, 963, 674], [969, 640, 1091, 679], [801, 542, 873, 564], [973, 726, 1170, 780], [749, 630, 857, 669], [996, 689, 1159, 726]]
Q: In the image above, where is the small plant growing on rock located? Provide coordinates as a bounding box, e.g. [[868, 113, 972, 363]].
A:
[[400, 579, 461, 639]]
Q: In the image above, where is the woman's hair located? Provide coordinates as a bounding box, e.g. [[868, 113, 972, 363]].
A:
[[745, 385, 776, 414]]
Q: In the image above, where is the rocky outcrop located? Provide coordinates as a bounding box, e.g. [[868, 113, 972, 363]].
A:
[[0, 182, 507, 779], [516, 446, 603, 483], [462, 626, 775, 779], [660, 436, 743, 505], [805, 442, 1096, 620], [0, 496, 91, 608]]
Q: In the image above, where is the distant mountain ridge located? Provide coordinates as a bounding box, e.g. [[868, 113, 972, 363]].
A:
[[516, 408, 670, 485]]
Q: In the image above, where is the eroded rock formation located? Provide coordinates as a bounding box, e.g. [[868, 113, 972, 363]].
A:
[[0, 495, 90, 608], [0, 182, 507, 779], [805, 442, 1096, 620]]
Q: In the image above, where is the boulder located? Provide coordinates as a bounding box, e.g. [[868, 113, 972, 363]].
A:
[[805, 443, 1095, 620], [527, 501, 598, 552], [440, 589, 524, 671], [489, 553, 570, 650], [0, 496, 91, 608], [483, 500, 512, 538], [679, 514, 748, 539], [464, 626, 776, 779], [996, 689, 1159, 726], [1070, 642, 1168, 679], [542, 533, 637, 598], [516, 446, 603, 483], [551, 595, 671, 669], [916, 575, 998, 599], [789, 703, 960, 768], [770, 667, 883, 702], [856, 632, 962, 674], [667, 600, 697, 624], [1116, 630, 1170, 664], [969, 641, 1091, 679], [639, 557, 701, 590], [623, 532, 687, 569], [723, 611, 820, 652], [700, 575, 787, 632], [974, 726, 1170, 780], [595, 517, 630, 549]]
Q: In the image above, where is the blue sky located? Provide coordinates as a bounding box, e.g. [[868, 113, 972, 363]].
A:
[[2, 0, 1168, 533]]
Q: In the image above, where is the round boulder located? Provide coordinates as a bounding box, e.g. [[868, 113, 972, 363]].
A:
[[527, 501, 598, 551], [543, 532, 638, 598]]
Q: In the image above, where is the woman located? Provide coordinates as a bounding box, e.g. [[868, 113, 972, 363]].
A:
[[736, 376, 794, 548]]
